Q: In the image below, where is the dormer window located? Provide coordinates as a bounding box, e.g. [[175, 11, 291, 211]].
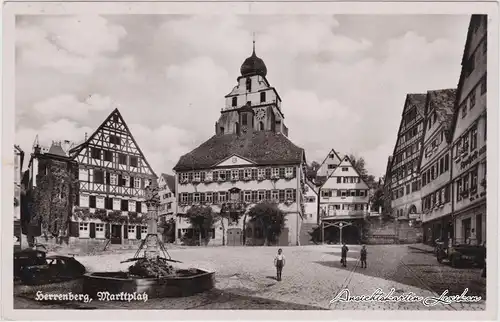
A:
[[232, 97, 237, 107]]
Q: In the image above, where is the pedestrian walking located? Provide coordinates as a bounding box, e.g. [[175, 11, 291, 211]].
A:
[[274, 248, 286, 281], [341, 243, 349, 267], [360, 245, 367, 268]]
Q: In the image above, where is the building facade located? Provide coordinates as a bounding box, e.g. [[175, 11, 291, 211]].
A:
[[450, 15, 487, 245], [319, 153, 371, 244], [173, 43, 307, 246], [14, 145, 24, 221], [389, 93, 427, 224], [65, 109, 157, 245], [315, 149, 343, 182], [158, 173, 176, 242], [382, 156, 393, 217], [420, 89, 457, 245], [303, 180, 319, 224]]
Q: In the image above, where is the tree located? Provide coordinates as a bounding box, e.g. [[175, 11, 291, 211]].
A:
[[247, 201, 286, 246], [30, 159, 79, 242], [306, 161, 321, 181], [181, 205, 217, 246], [348, 154, 376, 188]]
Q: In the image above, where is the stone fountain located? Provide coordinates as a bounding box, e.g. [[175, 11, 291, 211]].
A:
[[82, 181, 215, 298]]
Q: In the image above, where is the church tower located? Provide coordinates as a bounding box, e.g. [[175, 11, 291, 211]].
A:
[[215, 41, 288, 137]]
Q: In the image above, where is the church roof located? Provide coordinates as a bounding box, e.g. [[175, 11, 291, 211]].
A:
[[173, 131, 304, 171], [161, 173, 176, 194], [240, 42, 267, 77]]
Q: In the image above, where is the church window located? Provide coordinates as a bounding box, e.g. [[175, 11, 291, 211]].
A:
[[232, 97, 237, 107], [246, 77, 252, 92], [259, 122, 264, 131], [220, 127, 224, 134], [130, 156, 138, 167], [260, 92, 266, 103]]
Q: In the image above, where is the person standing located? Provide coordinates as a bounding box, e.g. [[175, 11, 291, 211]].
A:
[[341, 243, 349, 267], [274, 248, 286, 281], [360, 245, 367, 268]]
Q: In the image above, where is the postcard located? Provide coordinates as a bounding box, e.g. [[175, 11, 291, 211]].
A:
[[2, 0, 498, 320]]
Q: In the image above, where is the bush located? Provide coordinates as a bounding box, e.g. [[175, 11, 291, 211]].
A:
[[128, 258, 177, 278]]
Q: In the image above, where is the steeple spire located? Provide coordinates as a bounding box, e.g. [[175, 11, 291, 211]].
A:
[[252, 32, 256, 55]]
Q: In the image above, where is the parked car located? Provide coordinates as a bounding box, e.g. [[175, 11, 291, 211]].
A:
[[19, 255, 86, 285], [14, 249, 47, 279], [435, 240, 486, 268]]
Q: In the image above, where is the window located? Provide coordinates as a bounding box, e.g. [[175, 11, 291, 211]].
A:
[[219, 192, 227, 203], [130, 156, 138, 167], [471, 126, 478, 151], [218, 171, 226, 181], [260, 92, 266, 103], [463, 175, 470, 196], [96, 196, 105, 209], [80, 195, 89, 207], [121, 199, 129, 211], [257, 168, 265, 179], [128, 225, 136, 239], [444, 154, 450, 172], [272, 168, 280, 177], [232, 97, 237, 107], [327, 164, 335, 169], [231, 170, 239, 181], [141, 226, 148, 234], [193, 193, 200, 204], [471, 167, 478, 193], [439, 158, 444, 175], [257, 190, 265, 201], [244, 169, 251, 179], [104, 150, 113, 162], [134, 177, 141, 189], [110, 173, 117, 185], [321, 190, 332, 198], [481, 76, 487, 95], [118, 154, 127, 165], [243, 191, 251, 202], [470, 91, 476, 109], [79, 222, 89, 238], [285, 167, 293, 177], [91, 148, 101, 159], [136, 201, 142, 213], [94, 170, 104, 184], [205, 192, 212, 203], [461, 102, 467, 118], [463, 134, 470, 152], [271, 190, 279, 201], [246, 77, 252, 92], [95, 223, 105, 238], [109, 135, 121, 145], [193, 172, 201, 182], [129, 200, 136, 212], [220, 127, 224, 134]]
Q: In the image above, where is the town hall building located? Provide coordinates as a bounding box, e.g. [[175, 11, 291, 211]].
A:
[[173, 42, 307, 246]]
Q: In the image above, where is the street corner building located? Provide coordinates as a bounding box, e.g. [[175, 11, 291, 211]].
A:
[[172, 42, 307, 247], [24, 109, 157, 248], [449, 15, 487, 246]]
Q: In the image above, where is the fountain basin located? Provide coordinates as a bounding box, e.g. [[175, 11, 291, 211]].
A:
[[82, 269, 215, 298]]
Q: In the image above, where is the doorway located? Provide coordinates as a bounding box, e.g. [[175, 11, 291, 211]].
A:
[[111, 224, 122, 244], [462, 218, 471, 244]]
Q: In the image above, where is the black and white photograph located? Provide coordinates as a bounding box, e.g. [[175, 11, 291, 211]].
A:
[[2, 1, 498, 320]]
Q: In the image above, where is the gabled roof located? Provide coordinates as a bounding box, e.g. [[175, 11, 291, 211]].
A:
[[449, 15, 486, 143], [320, 155, 369, 189], [317, 148, 343, 170], [69, 108, 157, 178], [424, 88, 458, 143], [173, 131, 304, 171], [161, 173, 176, 194]]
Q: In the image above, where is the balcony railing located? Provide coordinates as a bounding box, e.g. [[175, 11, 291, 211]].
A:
[[320, 210, 368, 218]]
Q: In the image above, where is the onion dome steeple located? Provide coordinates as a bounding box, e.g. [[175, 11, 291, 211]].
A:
[[240, 39, 267, 77]]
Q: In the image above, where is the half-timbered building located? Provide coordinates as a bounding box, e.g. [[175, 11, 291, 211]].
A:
[[67, 109, 157, 245], [318, 154, 372, 244], [173, 42, 307, 246], [420, 89, 457, 245]]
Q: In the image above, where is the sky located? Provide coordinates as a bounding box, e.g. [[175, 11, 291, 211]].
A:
[[15, 14, 470, 177]]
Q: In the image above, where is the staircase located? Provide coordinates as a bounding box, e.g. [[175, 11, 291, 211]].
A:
[[299, 223, 318, 245]]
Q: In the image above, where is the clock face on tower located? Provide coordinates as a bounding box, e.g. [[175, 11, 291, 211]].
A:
[[256, 108, 266, 120]]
